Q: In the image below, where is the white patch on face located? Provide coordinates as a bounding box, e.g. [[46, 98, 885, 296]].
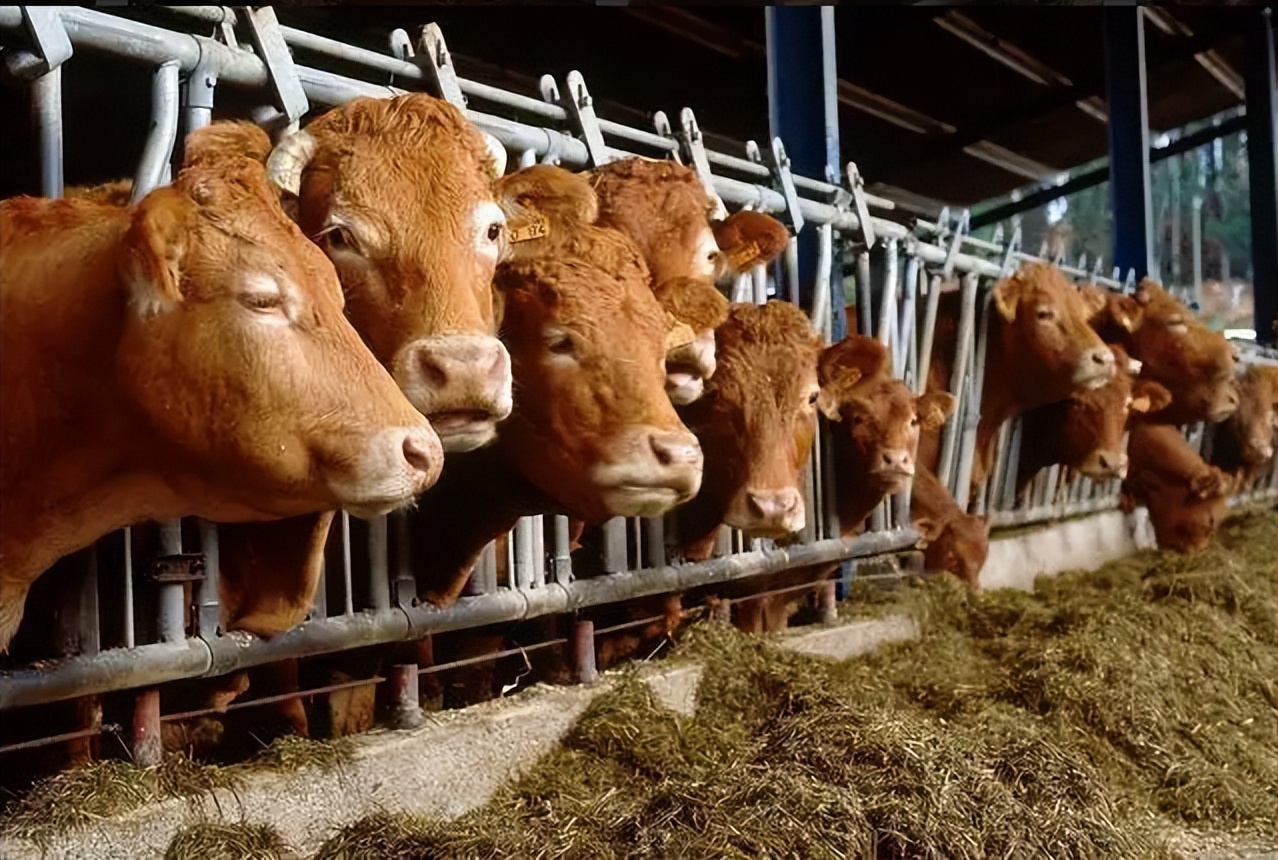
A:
[[473, 200, 507, 263], [690, 227, 718, 279]]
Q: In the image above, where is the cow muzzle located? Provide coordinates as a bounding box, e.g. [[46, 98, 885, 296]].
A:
[[871, 448, 915, 489], [727, 486, 805, 539], [1074, 346, 1117, 390], [329, 424, 444, 519], [665, 331, 717, 406], [591, 425, 704, 517], [392, 334, 514, 453], [1209, 387, 1240, 424], [1079, 449, 1128, 481]]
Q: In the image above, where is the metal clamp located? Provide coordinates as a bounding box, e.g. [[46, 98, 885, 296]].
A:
[[149, 554, 206, 585], [415, 23, 467, 109], [844, 160, 876, 250], [942, 208, 970, 279], [652, 110, 682, 164], [7, 7, 73, 79], [766, 138, 805, 234], [562, 70, 608, 168], [388, 27, 413, 85], [678, 108, 729, 218], [237, 6, 308, 123], [537, 75, 564, 165]]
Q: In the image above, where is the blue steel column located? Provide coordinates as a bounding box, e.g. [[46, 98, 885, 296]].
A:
[[1103, 6, 1154, 282], [766, 6, 847, 340], [1246, 9, 1278, 346]]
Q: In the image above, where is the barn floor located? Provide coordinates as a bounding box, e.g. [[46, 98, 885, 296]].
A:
[[308, 507, 1278, 860], [3, 508, 1275, 859]]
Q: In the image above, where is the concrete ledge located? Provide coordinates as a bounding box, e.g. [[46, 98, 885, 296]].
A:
[[983, 509, 1155, 592], [777, 615, 920, 661]]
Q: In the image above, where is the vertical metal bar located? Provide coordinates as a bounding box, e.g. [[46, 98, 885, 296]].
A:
[[1246, 9, 1278, 346], [999, 419, 1024, 512], [31, 67, 63, 198], [551, 515, 573, 585], [341, 511, 354, 615], [1191, 195, 1204, 306], [856, 252, 874, 336], [953, 295, 992, 511], [196, 520, 220, 638], [474, 542, 498, 593], [392, 510, 414, 608], [643, 518, 666, 570], [810, 223, 835, 338], [1104, 6, 1153, 280], [368, 515, 390, 611], [752, 263, 768, 305], [876, 239, 899, 361], [915, 274, 943, 395], [898, 256, 920, 385], [156, 520, 185, 644], [130, 689, 162, 768], [385, 664, 425, 729], [531, 514, 546, 587], [782, 238, 801, 307], [123, 526, 135, 648], [513, 517, 535, 590], [599, 518, 628, 574], [573, 619, 598, 684], [938, 274, 979, 489], [130, 60, 181, 203]]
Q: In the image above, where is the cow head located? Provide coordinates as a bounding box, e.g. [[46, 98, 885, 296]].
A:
[[711, 209, 791, 284], [653, 276, 730, 405], [1145, 466, 1231, 555], [818, 336, 956, 495], [1057, 347, 1173, 482], [679, 301, 824, 539], [915, 513, 989, 592], [266, 93, 513, 453], [492, 205, 703, 523], [1111, 279, 1240, 425], [1222, 364, 1278, 466], [991, 262, 1116, 407], [116, 122, 442, 519], [590, 158, 721, 284]]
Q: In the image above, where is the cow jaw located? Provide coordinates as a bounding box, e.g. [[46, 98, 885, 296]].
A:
[[590, 425, 704, 518], [665, 331, 716, 406], [328, 425, 444, 519]]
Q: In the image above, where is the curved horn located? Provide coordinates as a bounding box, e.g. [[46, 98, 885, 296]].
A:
[[484, 133, 508, 178], [265, 129, 318, 196]]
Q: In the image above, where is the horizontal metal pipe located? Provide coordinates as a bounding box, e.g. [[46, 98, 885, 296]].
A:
[[0, 530, 915, 711]]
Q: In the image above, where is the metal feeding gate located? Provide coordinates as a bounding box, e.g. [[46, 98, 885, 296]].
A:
[[0, 5, 1273, 762]]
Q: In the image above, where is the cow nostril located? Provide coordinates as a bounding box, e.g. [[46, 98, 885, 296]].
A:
[[1097, 454, 1110, 469], [417, 353, 449, 390], [649, 432, 701, 468], [1092, 351, 1110, 365], [402, 432, 438, 476]]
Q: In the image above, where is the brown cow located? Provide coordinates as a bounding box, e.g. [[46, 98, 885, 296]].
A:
[[495, 161, 731, 405], [910, 465, 990, 591], [817, 335, 957, 534], [0, 122, 441, 652], [266, 92, 513, 449], [1122, 422, 1232, 555], [411, 168, 704, 607], [920, 262, 1116, 489], [1209, 363, 1278, 492], [674, 300, 825, 561], [1016, 346, 1173, 491], [1083, 280, 1240, 426], [712, 209, 791, 283]]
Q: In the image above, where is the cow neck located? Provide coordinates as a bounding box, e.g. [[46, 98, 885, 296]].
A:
[[408, 443, 547, 607], [827, 422, 894, 537], [673, 483, 733, 563]]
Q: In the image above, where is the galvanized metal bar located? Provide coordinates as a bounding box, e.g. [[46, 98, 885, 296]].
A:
[[953, 294, 992, 511], [751, 263, 768, 304], [898, 255, 920, 386], [155, 520, 185, 644], [130, 59, 179, 203], [123, 526, 135, 648], [367, 516, 390, 611], [196, 520, 220, 638], [938, 273, 979, 490], [915, 274, 943, 396], [30, 66, 62, 197], [876, 238, 899, 355], [513, 517, 536, 590], [856, 252, 874, 336], [474, 541, 498, 594], [130, 689, 162, 768], [551, 515, 573, 586]]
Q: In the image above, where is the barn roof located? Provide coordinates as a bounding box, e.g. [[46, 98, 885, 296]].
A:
[[266, 3, 1261, 217]]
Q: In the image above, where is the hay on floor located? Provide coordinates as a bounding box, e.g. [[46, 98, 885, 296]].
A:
[[164, 821, 294, 860]]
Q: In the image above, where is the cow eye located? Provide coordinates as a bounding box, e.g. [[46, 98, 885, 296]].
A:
[[1036, 307, 1055, 321], [322, 226, 359, 255], [910, 415, 920, 427], [546, 330, 576, 357], [241, 291, 284, 313], [486, 222, 503, 243], [808, 390, 820, 406]]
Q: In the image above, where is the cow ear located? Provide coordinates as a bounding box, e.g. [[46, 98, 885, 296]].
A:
[[713, 210, 789, 273], [816, 386, 844, 421], [1130, 380, 1172, 415], [819, 335, 887, 387], [911, 516, 944, 547], [121, 189, 189, 318], [1133, 278, 1160, 306], [1190, 467, 1231, 501], [1079, 284, 1108, 317], [991, 275, 1020, 322], [917, 391, 958, 430]]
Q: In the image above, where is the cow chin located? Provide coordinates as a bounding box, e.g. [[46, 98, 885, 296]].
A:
[[325, 425, 444, 519], [598, 486, 686, 519], [666, 371, 706, 406], [432, 419, 500, 454]]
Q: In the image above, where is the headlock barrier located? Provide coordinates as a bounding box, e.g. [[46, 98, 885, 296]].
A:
[[1, 5, 1275, 765]]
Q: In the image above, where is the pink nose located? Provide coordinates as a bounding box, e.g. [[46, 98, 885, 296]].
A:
[[746, 487, 801, 521], [416, 339, 510, 404], [402, 431, 440, 478], [650, 430, 703, 468], [879, 448, 915, 475]]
